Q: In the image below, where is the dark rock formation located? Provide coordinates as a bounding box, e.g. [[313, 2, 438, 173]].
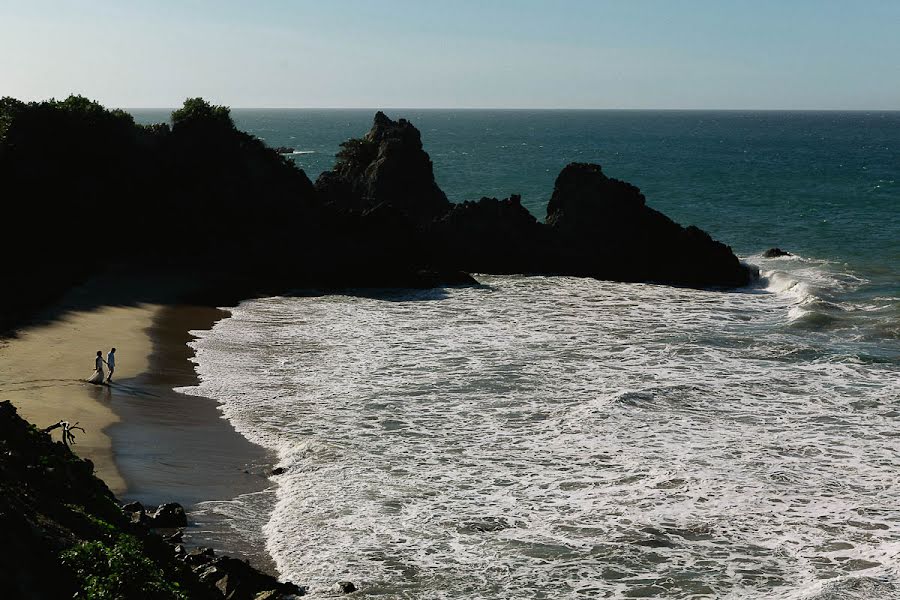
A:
[[192, 555, 306, 599], [430, 195, 551, 274], [314, 113, 755, 288], [165, 529, 184, 544], [543, 163, 755, 287], [185, 546, 217, 567], [315, 111, 450, 221], [149, 502, 188, 528], [272, 146, 295, 154], [122, 500, 146, 525], [763, 247, 792, 258], [332, 580, 358, 593]]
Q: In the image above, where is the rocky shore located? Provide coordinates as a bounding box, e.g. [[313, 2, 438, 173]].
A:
[[0, 400, 313, 599], [317, 112, 757, 288]]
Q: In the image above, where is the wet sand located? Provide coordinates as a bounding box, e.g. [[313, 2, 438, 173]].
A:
[[110, 305, 275, 568]]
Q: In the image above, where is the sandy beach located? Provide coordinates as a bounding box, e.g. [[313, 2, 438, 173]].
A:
[[0, 296, 275, 570], [0, 304, 159, 493]]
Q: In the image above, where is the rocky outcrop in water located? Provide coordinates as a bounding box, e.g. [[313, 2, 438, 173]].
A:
[[316, 111, 451, 221], [149, 502, 189, 528], [763, 247, 792, 258], [319, 113, 756, 288], [542, 163, 754, 286], [430, 195, 551, 274]]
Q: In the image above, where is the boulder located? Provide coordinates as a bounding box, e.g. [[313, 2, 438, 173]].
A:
[[332, 581, 357, 593], [184, 546, 216, 567], [121, 501, 146, 525], [763, 247, 792, 258], [165, 529, 184, 544], [121, 500, 144, 514], [149, 502, 188, 528], [194, 556, 306, 599]]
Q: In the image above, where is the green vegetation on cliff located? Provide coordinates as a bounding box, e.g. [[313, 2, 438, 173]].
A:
[[0, 401, 303, 599], [0, 401, 204, 597]]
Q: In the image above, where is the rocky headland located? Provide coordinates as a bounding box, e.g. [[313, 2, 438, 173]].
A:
[[317, 111, 756, 288], [1, 96, 755, 333]]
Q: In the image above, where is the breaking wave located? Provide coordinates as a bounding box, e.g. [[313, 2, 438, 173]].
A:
[[178, 268, 900, 598]]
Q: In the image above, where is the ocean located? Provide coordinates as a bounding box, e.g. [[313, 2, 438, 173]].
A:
[[134, 109, 899, 598]]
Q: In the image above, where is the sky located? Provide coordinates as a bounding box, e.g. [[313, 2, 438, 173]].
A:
[[1, 0, 899, 109]]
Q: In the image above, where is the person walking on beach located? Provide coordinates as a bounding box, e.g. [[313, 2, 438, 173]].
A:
[[87, 350, 107, 385], [106, 347, 116, 383]]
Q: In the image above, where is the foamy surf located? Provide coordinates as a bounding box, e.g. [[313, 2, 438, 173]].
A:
[[177, 273, 900, 598]]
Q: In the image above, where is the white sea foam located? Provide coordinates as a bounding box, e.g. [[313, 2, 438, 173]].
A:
[[178, 274, 900, 598]]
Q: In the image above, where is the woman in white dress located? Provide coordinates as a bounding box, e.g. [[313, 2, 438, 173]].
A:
[[87, 350, 107, 385]]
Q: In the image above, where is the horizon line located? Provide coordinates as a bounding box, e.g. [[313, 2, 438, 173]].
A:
[[119, 106, 900, 113]]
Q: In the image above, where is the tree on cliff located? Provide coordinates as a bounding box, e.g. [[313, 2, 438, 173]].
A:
[[0, 95, 317, 331]]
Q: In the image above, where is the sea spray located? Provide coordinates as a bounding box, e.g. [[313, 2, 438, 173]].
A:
[[178, 264, 900, 598]]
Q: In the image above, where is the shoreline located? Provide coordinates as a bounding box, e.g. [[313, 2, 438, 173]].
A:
[[110, 304, 276, 571], [0, 294, 279, 575]]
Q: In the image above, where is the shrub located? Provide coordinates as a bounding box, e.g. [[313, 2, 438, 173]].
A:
[[60, 535, 186, 600]]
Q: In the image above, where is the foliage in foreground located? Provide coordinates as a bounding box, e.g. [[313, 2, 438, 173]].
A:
[[61, 535, 188, 600]]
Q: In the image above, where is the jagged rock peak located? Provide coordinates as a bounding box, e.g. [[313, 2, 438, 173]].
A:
[[366, 111, 422, 147], [315, 112, 450, 221]]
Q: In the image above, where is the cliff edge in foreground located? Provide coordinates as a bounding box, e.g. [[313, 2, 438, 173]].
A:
[[0, 400, 304, 599]]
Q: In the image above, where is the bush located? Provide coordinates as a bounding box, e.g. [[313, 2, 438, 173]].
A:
[[171, 97, 234, 133], [60, 535, 186, 600]]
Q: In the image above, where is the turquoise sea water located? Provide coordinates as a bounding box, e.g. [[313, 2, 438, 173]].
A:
[[128, 110, 900, 597]]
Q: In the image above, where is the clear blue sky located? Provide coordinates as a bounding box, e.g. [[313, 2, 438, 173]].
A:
[[2, 0, 898, 109]]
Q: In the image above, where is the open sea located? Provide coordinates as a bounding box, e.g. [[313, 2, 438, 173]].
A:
[[134, 110, 899, 598]]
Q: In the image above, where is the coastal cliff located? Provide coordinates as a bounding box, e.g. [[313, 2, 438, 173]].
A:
[[0, 96, 756, 332], [0, 400, 304, 599]]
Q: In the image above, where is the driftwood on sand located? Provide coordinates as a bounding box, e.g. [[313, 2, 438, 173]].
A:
[[43, 420, 85, 446]]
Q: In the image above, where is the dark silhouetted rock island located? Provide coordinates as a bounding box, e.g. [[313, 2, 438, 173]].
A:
[[542, 163, 754, 286], [319, 112, 757, 288]]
